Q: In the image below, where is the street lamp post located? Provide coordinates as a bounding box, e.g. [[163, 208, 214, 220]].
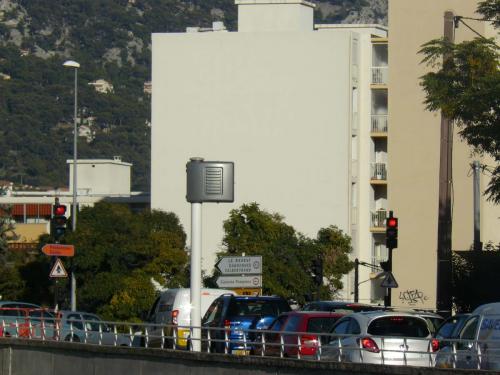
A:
[[63, 60, 80, 312]]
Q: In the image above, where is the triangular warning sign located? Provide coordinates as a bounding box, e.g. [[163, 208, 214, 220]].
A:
[[50, 258, 68, 278], [381, 272, 398, 288]]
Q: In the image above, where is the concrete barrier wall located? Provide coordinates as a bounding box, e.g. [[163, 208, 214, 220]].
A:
[[0, 339, 486, 375]]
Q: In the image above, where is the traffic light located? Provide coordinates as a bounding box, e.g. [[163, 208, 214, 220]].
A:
[[51, 200, 67, 241], [386, 215, 398, 249], [312, 258, 323, 286]]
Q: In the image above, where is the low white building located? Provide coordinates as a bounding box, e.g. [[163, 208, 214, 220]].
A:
[[67, 156, 132, 196], [152, 0, 388, 302], [0, 158, 149, 244]]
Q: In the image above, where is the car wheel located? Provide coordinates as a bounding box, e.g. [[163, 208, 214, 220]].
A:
[[65, 334, 80, 342]]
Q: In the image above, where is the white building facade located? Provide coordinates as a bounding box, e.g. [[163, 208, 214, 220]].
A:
[[151, 0, 388, 302]]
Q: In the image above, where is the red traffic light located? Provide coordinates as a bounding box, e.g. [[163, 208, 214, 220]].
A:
[[387, 217, 398, 228], [54, 205, 67, 216]]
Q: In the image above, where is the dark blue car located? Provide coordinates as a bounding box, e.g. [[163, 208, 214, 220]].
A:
[[202, 295, 291, 354]]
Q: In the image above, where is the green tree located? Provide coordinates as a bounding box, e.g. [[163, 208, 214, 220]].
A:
[[28, 203, 189, 321], [419, 0, 500, 202], [0, 205, 18, 261], [0, 205, 25, 300], [212, 203, 353, 304], [452, 243, 500, 312]]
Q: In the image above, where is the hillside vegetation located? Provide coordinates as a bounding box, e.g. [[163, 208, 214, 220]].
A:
[[0, 0, 386, 191]]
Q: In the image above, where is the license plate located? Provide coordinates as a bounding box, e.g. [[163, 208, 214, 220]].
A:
[[232, 350, 250, 356]]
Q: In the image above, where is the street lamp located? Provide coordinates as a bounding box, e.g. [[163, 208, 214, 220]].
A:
[[63, 59, 80, 312]]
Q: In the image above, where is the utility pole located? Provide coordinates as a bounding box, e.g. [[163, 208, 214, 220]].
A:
[[473, 161, 482, 251], [436, 11, 455, 318]]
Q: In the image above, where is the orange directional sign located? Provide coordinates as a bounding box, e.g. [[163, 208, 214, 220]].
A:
[[42, 244, 75, 257]]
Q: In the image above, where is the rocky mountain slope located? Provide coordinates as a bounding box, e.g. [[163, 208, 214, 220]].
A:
[[0, 0, 387, 191]]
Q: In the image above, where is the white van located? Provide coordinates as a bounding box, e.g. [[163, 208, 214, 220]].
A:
[[435, 302, 500, 370], [146, 288, 235, 349]]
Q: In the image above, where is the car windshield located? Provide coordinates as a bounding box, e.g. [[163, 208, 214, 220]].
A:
[[368, 316, 430, 338], [436, 320, 457, 339], [423, 317, 444, 334], [306, 317, 341, 333], [83, 314, 104, 332], [227, 299, 290, 316]]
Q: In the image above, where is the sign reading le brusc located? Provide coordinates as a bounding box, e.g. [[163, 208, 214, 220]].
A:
[[215, 256, 262, 275]]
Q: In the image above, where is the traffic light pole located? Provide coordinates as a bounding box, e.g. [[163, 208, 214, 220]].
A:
[[384, 211, 398, 308], [384, 247, 393, 307], [354, 259, 359, 303]]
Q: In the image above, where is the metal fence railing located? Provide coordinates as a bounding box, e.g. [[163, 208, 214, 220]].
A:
[[371, 210, 387, 228], [371, 163, 387, 180], [371, 67, 388, 85], [0, 306, 498, 370], [371, 115, 388, 133], [2, 315, 499, 370]]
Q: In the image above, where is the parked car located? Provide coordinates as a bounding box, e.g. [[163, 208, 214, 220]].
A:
[[202, 295, 291, 354], [435, 303, 500, 370], [0, 305, 57, 340], [144, 288, 235, 349], [302, 301, 382, 314], [390, 309, 444, 336], [256, 311, 344, 358], [435, 313, 471, 340], [57, 310, 131, 346], [322, 311, 438, 366]]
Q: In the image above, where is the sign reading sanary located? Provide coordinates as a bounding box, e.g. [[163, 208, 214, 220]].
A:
[[42, 244, 75, 257]]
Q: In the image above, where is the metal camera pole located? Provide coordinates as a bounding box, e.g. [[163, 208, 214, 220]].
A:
[[186, 158, 234, 352], [63, 60, 80, 312]]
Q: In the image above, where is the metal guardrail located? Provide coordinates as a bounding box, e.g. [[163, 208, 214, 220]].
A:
[[1, 316, 498, 369]]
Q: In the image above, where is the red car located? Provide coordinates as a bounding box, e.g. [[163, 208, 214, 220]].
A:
[[257, 311, 344, 358], [0, 307, 57, 340]]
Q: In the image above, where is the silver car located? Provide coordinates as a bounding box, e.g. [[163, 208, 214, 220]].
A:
[[58, 311, 131, 346], [321, 311, 438, 366]]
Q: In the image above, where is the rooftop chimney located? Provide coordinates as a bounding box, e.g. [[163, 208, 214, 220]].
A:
[[236, 0, 315, 32]]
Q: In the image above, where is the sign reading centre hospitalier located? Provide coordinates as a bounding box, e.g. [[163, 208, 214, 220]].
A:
[[42, 244, 75, 257], [215, 256, 262, 275]]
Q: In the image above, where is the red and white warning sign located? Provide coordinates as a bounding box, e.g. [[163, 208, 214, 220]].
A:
[[50, 258, 68, 278]]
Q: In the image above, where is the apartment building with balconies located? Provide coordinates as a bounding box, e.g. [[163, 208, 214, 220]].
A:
[[152, 0, 389, 303]]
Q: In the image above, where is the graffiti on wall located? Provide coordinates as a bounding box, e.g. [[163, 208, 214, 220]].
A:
[[399, 289, 428, 306]]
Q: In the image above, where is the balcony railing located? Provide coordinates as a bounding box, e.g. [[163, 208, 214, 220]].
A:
[[371, 209, 387, 228], [371, 66, 388, 85], [371, 163, 387, 180], [371, 115, 388, 133]]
